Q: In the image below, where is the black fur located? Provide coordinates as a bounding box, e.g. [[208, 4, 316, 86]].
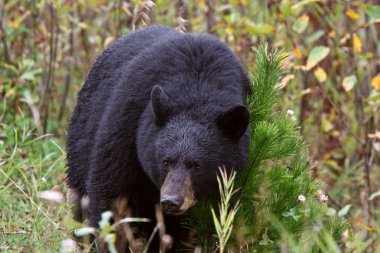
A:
[[66, 25, 251, 250]]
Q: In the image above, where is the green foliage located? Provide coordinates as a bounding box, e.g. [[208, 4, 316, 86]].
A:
[[0, 115, 69, 252], [248, 46, 285, 124]]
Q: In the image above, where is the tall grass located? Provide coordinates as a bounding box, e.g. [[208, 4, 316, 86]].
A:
[[211, 168, 240, 253]]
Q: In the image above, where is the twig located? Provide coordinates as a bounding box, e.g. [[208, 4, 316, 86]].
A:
[[40, 3, 59, 133], [76, 4, 92, 63], [114, 0, 122, 37], [155, 204, 170, 252], [322, 89, 363, 146], [205, 0, 216, 34], [299, 71, 311, 132], [142, 204, 171, 252], [345, 1, 372, 238], [0, 0, 12, 64], [114, 198, 141, 252], [143, 224, 160, 253], [58, 19, 74, 122]]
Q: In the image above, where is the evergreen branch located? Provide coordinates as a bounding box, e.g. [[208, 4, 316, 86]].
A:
[[238, 45, 288, 196], [248, 44, 287, 125]]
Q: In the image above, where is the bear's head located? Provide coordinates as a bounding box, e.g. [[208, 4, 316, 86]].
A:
[[137, 85, 250, 215]]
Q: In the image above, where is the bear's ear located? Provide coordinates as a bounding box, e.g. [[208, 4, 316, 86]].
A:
[[217, 105, 250, 139], [151, 85, 171, 124]]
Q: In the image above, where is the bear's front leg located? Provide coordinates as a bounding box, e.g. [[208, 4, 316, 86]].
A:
[[86, 191, 111, 227], [85, 167, 116, 227]]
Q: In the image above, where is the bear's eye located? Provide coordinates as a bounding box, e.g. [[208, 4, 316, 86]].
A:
[[190, 162, 201, 171], [162, 159, 171, 167]]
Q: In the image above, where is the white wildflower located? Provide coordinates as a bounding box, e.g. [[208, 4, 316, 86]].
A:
[[342, 229, 350, 240], [319, 194, 329, 202], [298, 195, 306, 202], [38, 190, 64, 203], [287, 109, 295, 116], [60, 238, 77, 253]]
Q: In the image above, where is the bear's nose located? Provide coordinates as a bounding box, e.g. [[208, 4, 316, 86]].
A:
[[160, 195, 183, 214]]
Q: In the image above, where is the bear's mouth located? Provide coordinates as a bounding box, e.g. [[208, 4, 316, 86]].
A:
[[163, 209, 187, 216], [161, 194, 198, 215]]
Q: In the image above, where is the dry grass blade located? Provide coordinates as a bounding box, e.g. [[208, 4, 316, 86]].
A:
[[211, 167, 240, 253], [143, 204, 172, 253], [175, 6, 188, 33], [132, 0, 155, 31]]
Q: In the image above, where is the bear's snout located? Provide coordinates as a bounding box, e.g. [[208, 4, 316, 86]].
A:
[[160, 167, 197, 215]]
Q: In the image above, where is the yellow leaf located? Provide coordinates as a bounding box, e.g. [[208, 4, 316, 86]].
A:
[[293, 48, 302, 59], [329, 109, 336, 121], [5, 89, 15, 98], [292, 15, 310, 34], [301, 88, 311, 96], [89, 1, 99, 8], [329, 30, 336, 38], [314, 67, 327, 83], [9, 11, 31, 28], [322, 116, 333, 132], [225, 26, 234, 35], [365, 52, 373, 59], [371, 74, 380, 91], [356, 222, 376, 232], [238, 0, 249, 7], [368, 131, 380, 139], [305, 46, 330, 71], [279, 74, 295, 88], [122, 5, 132, 15], [245, 22, 274, 35], [342, 75, 357, 92], [78, 22, 88, 30], [353, 33, 362, 53], [340, 33, 350, 45], [292, 0, 321, 10], [331, 130, 340, 137], [346, 8, 359, 20], [104, 37, 114, 48]]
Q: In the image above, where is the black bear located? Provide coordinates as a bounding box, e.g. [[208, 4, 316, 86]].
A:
[[66, 25, 251, 250]]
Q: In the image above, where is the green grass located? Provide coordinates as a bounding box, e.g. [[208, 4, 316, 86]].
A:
[[0, 117, 70, 252]]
